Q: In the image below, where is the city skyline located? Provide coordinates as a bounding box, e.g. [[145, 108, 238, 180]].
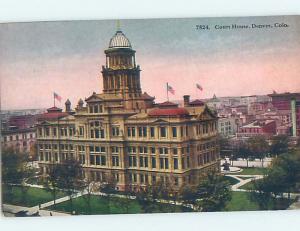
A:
[[1, 16, 300, 110]]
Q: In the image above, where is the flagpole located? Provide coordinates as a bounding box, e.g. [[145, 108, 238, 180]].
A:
[[53, 93, 55, 107], [166, 82, 169, 102]]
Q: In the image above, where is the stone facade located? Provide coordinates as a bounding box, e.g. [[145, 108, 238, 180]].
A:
[[37, 29, 220, 191]]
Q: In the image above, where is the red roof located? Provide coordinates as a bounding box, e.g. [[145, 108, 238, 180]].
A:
[[189, 99, 204, 106], [158, 101, 178, 108], [47, 106, 63, 112], [148, 108, 189, 117], [38, 112, 68, 121], [38, 107, 67, 121]]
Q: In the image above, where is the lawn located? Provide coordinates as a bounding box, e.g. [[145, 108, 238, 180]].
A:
[[2, 185, 67, 207], [224, 191, 294, 211], [232, 167, 268, 175], [47, 195, 192, 215], [225, 192, 260, 211], [223, 176, 239, 185], [239, 180, 258, 190]]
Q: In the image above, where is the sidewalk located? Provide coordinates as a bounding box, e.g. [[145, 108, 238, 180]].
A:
[[2, 204, 70, 217]]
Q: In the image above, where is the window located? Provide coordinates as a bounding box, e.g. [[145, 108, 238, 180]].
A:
[[172, 127, 177, 138], [160, 127, 166, 138], [150, 127, 155, 138], [79, 126, 84, 136], [173, 158, 178, 169], [159, 157, 169, 169], [151, 157, 156, 168], [53, 128, 57, 136], [94, 105, 99, 113], [151, 147, 156, 154], [172, 148, 178, 155], [129, 156, 137, 167], [159, 147, 168, 155], [112, 126, 120, 136], [138, 126, 147, 137], [112, 156, 119, 166]]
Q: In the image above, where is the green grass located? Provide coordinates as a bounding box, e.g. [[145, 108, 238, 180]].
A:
[[2, 185, 67, 207], [223, 176, 240, 185], [232, 167, 268, 175], [225, 192, 260, 211], [239, 180, 259, 190], [224, 191, 294, 211], [47, 195, 192, 215]]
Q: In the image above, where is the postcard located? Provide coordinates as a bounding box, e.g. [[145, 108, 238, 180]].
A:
[[1, 15, 300, 217]]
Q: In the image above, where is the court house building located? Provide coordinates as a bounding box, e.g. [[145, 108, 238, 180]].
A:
[[37, 29, 220, 191]]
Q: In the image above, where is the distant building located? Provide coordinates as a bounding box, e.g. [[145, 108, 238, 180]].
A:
[[218, 116, 238, 137], [268, 92, 300, 136], [236, 120, 276, 138], [8, 114, 38, 130], [1, 128, 36, 156]]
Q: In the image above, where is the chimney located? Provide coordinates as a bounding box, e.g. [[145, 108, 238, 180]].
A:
[[183, 95, 190, 107], [65, 99, 71, 112]]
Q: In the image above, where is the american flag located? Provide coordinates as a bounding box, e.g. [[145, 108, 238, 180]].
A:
[[54, 92, 62, 102], [196, 83, 203, 91], [167, 83, 175, 95]]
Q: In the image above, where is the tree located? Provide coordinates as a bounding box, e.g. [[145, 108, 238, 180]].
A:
[[99, 173, 117, 213], [270, 135, 289, 156], [247, 136, 269, 167], [2, 147, 34, 203], [135, 184, 158, 213], [179, 185, 197, 211], [80, 172, 100, 215], [251, 149, 300, 209], [195, 171, 232, 212], [55, 158, 83, 213], [43, 164, 61, 209]]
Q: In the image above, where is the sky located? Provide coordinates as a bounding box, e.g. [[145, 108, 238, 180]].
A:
[[1, 15, 300, 110]]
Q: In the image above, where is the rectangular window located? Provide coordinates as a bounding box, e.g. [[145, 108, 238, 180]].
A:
[[101, 156, 106, 165], [160, 158, 164, 169], [144, 157, 148, 168], [132, 127, 136, 137], [139, 156, 144, 167], [79, 126, 84, 136], [96, 156, 100, 165], [138, 127, 143, 137], [53, 128, 57, 136], [100, 129, 105, 138], [143, 127, 147, 137], [151, 157, 156, 168], [150, 127, 155, 137], [127, 127, 131, 137], [94, 105, 99, 113], [172, 127, 177, 138], [173, 148, 178, 155], [174, 158, 178, 169], [165, 158, 169, 169], [160, 127, 166, 138]]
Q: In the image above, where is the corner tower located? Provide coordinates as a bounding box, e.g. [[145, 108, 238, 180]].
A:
[[101, 28, 154, 110]]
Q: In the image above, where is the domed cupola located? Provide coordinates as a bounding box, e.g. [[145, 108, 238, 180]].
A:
[[108, 30, 132, 49]]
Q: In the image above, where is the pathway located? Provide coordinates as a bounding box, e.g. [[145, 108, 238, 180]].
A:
[[2, 204, 70, 217]]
